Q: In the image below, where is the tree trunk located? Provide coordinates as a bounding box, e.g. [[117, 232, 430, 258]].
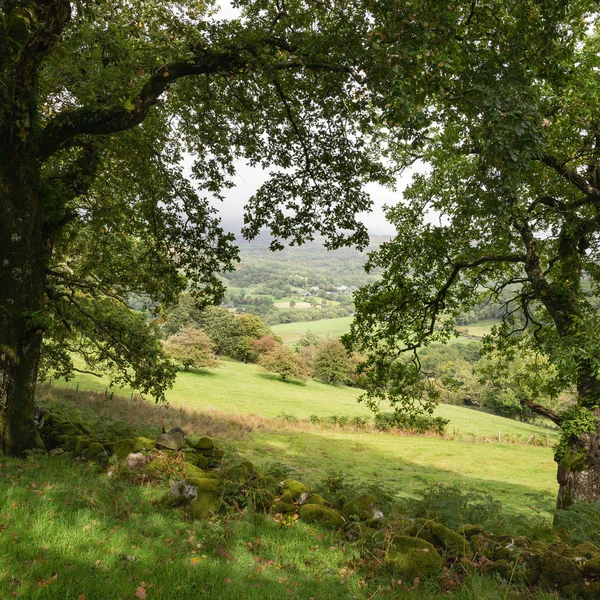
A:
[[556, 422, 600, 509], [0, 159, 46, 455]]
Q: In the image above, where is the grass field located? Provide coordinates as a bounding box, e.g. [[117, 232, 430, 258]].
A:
[[50, 359, 558, 443]]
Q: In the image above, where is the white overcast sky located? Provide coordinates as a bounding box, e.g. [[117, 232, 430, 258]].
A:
[[203, 1, 421, 238]]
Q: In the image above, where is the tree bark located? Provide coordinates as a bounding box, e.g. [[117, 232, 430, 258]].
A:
[[0, 159, 46, 455], [556, 422, 600, 510]]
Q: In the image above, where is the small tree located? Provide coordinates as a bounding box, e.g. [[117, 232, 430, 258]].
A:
[[259, 347, 311, 382], [252, 335, 282, 356], [163, 328, 218, 372], [314, 338, 350, 385]]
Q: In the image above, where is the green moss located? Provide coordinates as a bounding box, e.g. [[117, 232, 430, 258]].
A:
[[298, 505, 345, 528], [412, 520, 468, 557], [386, 536, 443, 581], [183, 463, 206, 479], [188, 491, 221, 519], [458, 524, 486, 539], [580, 581, 600, 600], [582, 555, 600, 579], [280, 491, 294, 505], [344, 494, 379, 521], [195, 436, 214, 450], [112, 439, 135, 460], [185, 477, 220, 492], [85, 442, 106, 460], [75, 436, 93, 454], [131, 437, 155, 452], [282, 479, 309, 501], [538, 551, 582, 595], [186, 452, 209, 469], [485, 559, 513, 580], [271, 501, 297, 514], [143, 457, 169, 474], [306, 494, 327, 506]]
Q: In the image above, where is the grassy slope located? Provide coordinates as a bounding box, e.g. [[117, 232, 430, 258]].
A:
[[55, 359, 558, 440]]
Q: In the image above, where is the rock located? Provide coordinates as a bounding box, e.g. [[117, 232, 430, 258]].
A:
[[344, 494, 380, 521], [580, 582, 600, 600], [346, 523, 378, 540], [188, 490, 221, 519], [298, 505, 345, 528], [582, 554, 600, 579], [485, 559, 514, 580], [125, 452, 150, 470], [385, 536, 444, 581], [185, 477, 220, 492], [49, 448, 64, 456], [282, 479, 309, 501], [195, 436, 214, 450], [85, 442, 107, 460], [113, 439, 135, 459], [458, 524, 487, 539], [166, 480, 199, 507], [280, 491, 294, 505], [306, 493, 327, 506], [155, 428, 185, 451], [131, 437, 155, 452], [186, 452, 209, 470], [412, 521, 470, 558], [271, 501, 297, 514], [538, 551, 582, 596], [183, 463, 206, 479], [143, 457, 169, 475]]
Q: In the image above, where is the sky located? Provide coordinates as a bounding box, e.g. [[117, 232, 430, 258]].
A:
[[200, 1, 423, 239]]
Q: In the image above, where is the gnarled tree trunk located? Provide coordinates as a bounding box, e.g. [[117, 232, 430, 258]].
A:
[[0, 160, 46, 455]]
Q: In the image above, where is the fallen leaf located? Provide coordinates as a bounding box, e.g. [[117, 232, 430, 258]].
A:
[[77, 595, 86, 600], [223, 578, 232, 584], [216, 544, 233, 561], [135, 586, 147, 599]]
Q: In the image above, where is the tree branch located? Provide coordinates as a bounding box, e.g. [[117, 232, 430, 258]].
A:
[[541, 154, 600, 202], [521, 398, 562, 426]]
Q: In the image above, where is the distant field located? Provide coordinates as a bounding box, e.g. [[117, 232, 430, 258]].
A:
[[273, 301, 312, 309], [49, 357, 558, 442], [271, 316, 354, 343], [455, 318, 499, 340]]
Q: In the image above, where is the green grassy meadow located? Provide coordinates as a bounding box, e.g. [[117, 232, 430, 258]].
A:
[[0, 354, 569, 599]]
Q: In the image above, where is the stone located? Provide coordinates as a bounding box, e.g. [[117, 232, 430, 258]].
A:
[[271, 501, 297, 514], [385, 536, 444, 581], [131, 437, 155, 452], [185, 477, 220, 492], [282, 479, 309, 501], [538, 551, 582, 596], [188, 491, 221, 519], [183, 463, 205, 479], [280, 491, 294, 505], [458, 524, 486, 539], [49, 448, 64, 456], [86, 442, 107, 460], [186, 452, 209, 469], [582, 554, 600, 579], [195, 436, 214, 450], [298, 505, 345, 528], [412, 521, 469, 558], [125, 452, 150, 470], [155, 427, 185, 451], [143, 457, 169, 475], [166, 480, 199, 506], [344, 494, 380, 521], [306, 493, 327, 506], [113, 439, 135, 459]]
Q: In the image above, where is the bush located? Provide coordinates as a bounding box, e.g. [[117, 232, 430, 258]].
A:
[[555, 502, 600, 546], [374, 412, 448, 435]]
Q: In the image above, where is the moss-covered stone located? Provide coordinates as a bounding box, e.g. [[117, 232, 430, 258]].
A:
[[580, 581, 600, 600], [199, 448, 225, 459], [185, 477, 220, 492], [186, 452, 209, 469], [582, 554, 600, 579], [280, 490, 294, 505], [412, 520, 468, 558], [386, 536, 443, 581], [306, 494, 327, 506], [226, 461, 260, 481], [346, 523, 378, 540], [271, 501, 297, 514], [131, 437, 155, 452], [195, 436, 214, 450], [113, 439, 135, 459], [282, 479, 309, 501], [344, 494, 379, 521], [75, 436, 94, 454], [458, 524, 486, 539], [188, 491, 221, 519], [86, 442, 107, 460], [538, 551, 582, 595], [143, 457, 169, 475], [485, 559, 514, 580], [183, 463, 206, 479], [155, 430, 185, 451], [298, 505, 345, 528]]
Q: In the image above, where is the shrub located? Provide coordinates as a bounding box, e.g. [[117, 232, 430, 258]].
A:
[[374, 412, 448, 435]]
